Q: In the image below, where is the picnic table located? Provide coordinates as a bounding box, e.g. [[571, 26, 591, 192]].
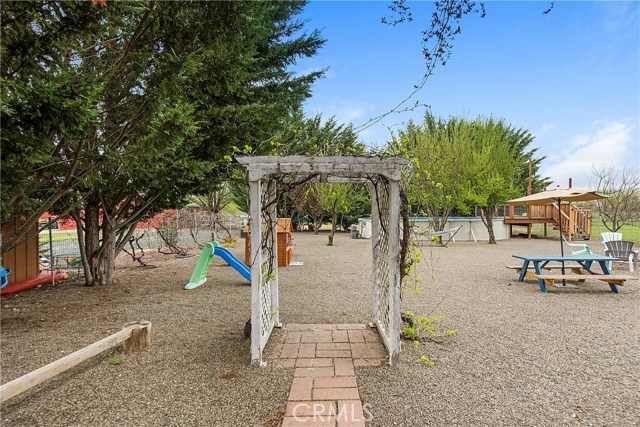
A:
[[511, 254, 628, 293]]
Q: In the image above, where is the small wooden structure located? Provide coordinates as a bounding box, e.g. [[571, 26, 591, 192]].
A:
[[0, 321, 151, 403], [244, 218, 293, 267], [504, 203, 592, 240], [236, 156, 409, 366], [1, 214, 40, 285]]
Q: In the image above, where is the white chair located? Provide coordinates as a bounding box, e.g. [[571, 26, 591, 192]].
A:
[[604, 240, 639, 272], [601, 232, 622, 249]]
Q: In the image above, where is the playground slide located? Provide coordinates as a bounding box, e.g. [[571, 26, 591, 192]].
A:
[[213, 246, 251, 282], [185, 242, 250, 290]]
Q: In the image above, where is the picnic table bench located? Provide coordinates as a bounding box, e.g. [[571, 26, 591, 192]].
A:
[[535, 274, 633, 287], [505, 265, 586, 286]]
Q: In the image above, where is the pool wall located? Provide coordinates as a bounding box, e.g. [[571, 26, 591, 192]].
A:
[[358, 217, 509, 242]]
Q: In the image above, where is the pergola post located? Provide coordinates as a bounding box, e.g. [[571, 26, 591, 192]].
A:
[[266, 180, 281, 328], [370, 181, 381, 325], [249, 178, 263, 366], [387, 179, 401, 365]]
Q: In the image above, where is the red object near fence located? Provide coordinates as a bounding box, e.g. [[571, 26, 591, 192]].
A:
[[0, 271, 70, 296]]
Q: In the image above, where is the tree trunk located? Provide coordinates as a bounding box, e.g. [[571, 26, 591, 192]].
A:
[[313, 215, 323, 235], [81, 195, 117, 286], [480, 207, 496, 244], [328, 213, 337, 246]]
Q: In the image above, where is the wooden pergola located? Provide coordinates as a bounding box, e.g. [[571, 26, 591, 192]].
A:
[[236, 156, 409, 366]]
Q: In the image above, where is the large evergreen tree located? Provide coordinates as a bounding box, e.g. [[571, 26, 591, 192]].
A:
[[1, 1, 324, 285]]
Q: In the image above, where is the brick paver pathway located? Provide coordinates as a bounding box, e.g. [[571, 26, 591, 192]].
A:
[[268, 324, 387, 427]]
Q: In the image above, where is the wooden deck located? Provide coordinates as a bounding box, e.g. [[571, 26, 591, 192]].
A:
[[503, 203, 592, 240]]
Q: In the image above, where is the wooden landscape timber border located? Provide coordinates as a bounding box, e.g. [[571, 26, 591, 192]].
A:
[[0, 321, 151, 404]]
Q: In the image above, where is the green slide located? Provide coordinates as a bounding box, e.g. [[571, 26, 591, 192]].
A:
[[184, 242, 217, 290], [185, 241, 251, 289]]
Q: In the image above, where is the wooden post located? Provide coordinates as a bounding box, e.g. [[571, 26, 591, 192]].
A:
[[123, 321, 152, 352], [527, 159, 532, 195], [249, 178, 263, 366], [268, 181, 280, 328], [569, 206, 575, 241], [387, 179, 401, 366], [370, 181, 381, 326]]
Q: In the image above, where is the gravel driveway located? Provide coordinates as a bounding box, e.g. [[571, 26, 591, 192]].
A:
[[1, 232, 638, 426]]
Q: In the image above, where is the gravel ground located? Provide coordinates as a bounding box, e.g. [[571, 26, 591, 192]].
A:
[[1, 232, 638, 426]]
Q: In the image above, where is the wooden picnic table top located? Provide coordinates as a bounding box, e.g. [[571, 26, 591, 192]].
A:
[[511, 253, 625, 293], [512, 254, 620, 262]]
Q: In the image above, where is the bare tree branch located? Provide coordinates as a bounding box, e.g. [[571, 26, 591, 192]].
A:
[[591, 163, 640, 232]]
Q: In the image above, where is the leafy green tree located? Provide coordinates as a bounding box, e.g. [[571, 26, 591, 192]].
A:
[[340, 185, 371, 229], [2, 1, 324, 285], [508, 127, 547, 194], [228, 179, 250, 215], [310, 183, 362, 245], [391, 115, 471, 232], [461, 118, 523, 243], [391, 114, 540, 243]]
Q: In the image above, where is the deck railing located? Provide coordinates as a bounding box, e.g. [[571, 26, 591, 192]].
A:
[[506, 203, 556, 220]]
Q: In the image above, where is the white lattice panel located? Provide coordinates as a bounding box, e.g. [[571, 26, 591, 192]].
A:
[[373, 179, 394, 356]]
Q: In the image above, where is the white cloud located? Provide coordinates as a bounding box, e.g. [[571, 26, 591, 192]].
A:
[[570, 134, 590, 148], [540, 121, 557, 132], [308, 99, 375, 124], [541, 121, 637, 188], [602, 2, 639, 36]]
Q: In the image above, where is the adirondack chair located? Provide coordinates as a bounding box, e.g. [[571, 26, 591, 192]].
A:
[[561, 235, 592, 255], [601, 232, 622, 249], [604, 240, 639, 272]]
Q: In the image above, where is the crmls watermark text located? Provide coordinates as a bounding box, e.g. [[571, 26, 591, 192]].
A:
[[291, 402, 373, 422]]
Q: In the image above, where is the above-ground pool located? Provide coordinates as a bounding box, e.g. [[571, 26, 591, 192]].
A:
[[358, 216, 509, 242]]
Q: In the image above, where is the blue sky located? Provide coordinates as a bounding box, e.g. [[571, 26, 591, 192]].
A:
[[293, 1, 640, 188]]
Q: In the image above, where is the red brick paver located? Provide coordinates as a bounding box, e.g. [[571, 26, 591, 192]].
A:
[[281, 416, 336, 427], [289, 377, 313, 401], [295, 358, 334, 368], [333, 358, 355, 377]]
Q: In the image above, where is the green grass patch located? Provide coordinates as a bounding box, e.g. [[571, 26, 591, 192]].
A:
[[38, 231, 77, 245], [590, 220, 640, 242], [513, 220, 639, 243], [107, 352, 124, 366]]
